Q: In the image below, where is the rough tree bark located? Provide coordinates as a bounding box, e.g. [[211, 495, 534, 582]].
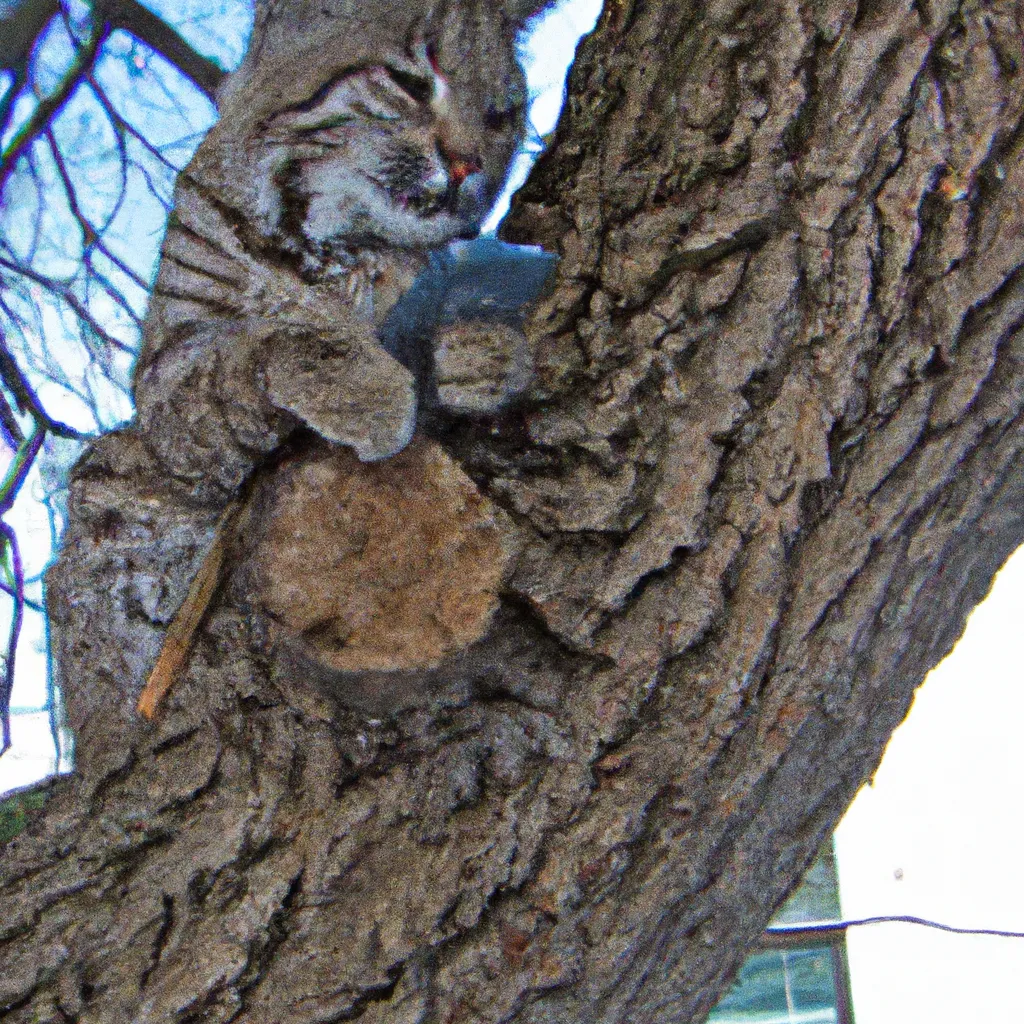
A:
[[4, 0, 1024, 1021]]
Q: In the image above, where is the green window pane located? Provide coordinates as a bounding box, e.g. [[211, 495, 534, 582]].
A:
[[772, 842, 842, 927], [708, 841, 852, 1023], [707, 947, 840, 1024]]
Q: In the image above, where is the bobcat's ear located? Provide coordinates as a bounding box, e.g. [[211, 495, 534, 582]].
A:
[[498, 0, 556, 28]]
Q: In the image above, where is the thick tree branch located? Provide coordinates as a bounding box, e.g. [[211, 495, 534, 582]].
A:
[[0, 0, 60, 71], [93, 0, 227, 99], [4, 0, 1024, 1021]]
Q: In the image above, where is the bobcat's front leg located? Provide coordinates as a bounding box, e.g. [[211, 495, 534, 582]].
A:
[[262, 327, 417, 462], [135, 317, 418, 494]]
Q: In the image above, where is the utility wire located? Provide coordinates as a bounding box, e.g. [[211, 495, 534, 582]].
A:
[[766, 914, 1024, 946]]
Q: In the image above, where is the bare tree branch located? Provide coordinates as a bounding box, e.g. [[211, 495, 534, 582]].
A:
[[86, 71, 184, 178], [0, 64, 29, 149], [0, 521, 24, 755], [93, 0, 227, 99], [765, 916, 1024, 948], [0, 327, 87, 439], [0, 381, 24, 446], [0, 426, 41, 756], [0, 252, 135, 354], [0, 22, 108, 195]]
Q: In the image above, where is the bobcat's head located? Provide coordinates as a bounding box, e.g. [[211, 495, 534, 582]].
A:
[[198, 0, 551, 251]]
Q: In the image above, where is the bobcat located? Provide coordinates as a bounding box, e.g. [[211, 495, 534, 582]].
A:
[[47, 0, 552, 776], [135, 0, 546, 492]]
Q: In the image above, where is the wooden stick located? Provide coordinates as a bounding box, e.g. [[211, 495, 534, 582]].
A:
[[137, 502, 241, 719]]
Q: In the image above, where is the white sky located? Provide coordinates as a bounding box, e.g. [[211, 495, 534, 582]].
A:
[[836, 542, 1024, 1022]]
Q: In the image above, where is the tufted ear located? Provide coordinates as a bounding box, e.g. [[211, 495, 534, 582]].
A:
[[498, 0, 556, 28]]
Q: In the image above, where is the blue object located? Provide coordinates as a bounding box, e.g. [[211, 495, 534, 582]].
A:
[[379, 238, 558, 379]]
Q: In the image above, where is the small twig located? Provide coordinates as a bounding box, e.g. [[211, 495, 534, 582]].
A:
[[0, 23, 108, 194], [83, 260, 146, 329], [21, 145, 46, 267], [86, 73, 183, 178], [0, 426, 44, 517], [137, 501, 243, 719], [44, 127, 150, 297], [0, 575, 42, 613]]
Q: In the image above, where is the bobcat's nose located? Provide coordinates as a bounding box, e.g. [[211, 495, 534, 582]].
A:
[[446, 153, 482, 188]]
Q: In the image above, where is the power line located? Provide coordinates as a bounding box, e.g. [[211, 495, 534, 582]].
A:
[[765, 914, 1024, 946]]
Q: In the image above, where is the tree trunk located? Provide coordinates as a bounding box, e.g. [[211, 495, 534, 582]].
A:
[[4, 0, 1024, 1021]]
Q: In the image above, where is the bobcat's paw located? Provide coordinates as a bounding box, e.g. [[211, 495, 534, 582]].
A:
[[433, 320, 533, 415], [264, 331, 417, 461]]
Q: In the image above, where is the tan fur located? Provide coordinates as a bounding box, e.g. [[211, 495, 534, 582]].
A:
[[254, 439, 510, 673]]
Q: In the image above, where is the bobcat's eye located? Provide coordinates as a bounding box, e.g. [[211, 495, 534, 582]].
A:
[[485, 103, 523, 132], [388, 68, 432, 105]]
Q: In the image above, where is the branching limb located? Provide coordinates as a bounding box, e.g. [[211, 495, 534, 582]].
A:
[[93, 0, 227, 100], [0, 251, 135, 354], [0, 332, 86, 438], [0, 21, 108, 195], [0, 429, 39, 755]]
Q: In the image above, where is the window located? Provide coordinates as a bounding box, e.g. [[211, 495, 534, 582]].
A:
[[708, 841, 854, 1024]]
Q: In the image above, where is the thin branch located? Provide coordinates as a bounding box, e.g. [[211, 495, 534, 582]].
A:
[[77, 77, 132, 233], [0, 424, 44, 514], [0, 576, 42, 613], [43, 125, 97, 247], [0, 22, 108, 195], [0, 429, 39, 757], [86, 72, 183, 177], [88, 244, 149, 298], [0, 251, 135, 354], [0, 327, 87, 438], [84, 256, 145, 324], [0, 386, 24, 447], [22, 145, 46, 266], [93, 0, 226, 100], [43, 128, 150, 298]]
